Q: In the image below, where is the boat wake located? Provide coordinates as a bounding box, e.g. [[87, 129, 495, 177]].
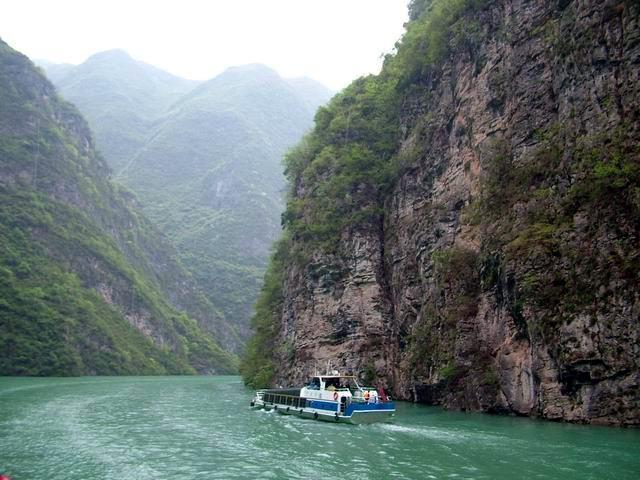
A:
[[375, 423, 502, 445]]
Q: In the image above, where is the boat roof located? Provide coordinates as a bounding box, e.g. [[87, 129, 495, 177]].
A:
[[312, 374, 355, 379]]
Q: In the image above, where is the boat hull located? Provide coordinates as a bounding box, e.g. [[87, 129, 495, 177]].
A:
[[252, 394, 395, 424]]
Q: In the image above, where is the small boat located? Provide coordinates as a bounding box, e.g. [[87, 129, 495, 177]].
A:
[[251, 371, 395, 424]]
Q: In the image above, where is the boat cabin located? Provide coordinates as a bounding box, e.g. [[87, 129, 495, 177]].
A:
[[300, 374, 379, 404]]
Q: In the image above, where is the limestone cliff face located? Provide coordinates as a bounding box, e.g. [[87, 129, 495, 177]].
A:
[[270, 0, 640, 425]]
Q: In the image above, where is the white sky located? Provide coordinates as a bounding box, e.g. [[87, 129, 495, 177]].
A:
[[0, 0, 409, 90]]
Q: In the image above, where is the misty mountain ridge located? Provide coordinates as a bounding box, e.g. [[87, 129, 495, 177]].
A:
[[0, 39, 237, 375], [40, 49, 333, 341]]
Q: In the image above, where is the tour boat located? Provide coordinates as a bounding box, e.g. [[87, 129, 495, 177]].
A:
[[250, 372, 395, 424]]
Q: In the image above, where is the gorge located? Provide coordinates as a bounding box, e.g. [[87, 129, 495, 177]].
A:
[[41, 52, 332, 340], [1, 0, 638, 427]]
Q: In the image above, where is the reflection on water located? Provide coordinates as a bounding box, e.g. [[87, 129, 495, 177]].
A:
[[1, 376, 639, 479]]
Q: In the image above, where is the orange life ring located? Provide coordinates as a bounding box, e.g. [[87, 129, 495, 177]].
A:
[[364, 390, 370, 400], [333, 391, 338, 401]]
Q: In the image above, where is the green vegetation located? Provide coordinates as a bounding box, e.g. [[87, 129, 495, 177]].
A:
[[282, 76, 400, 249], [281, 0, 490, 253], [0, 190, 237, 375], [240, 236, 291, 388], [0, 39, 237, 375], [123, 65, 330, 337], [568, 127, 640, 213], [0, 191, 189, 375], [46, 49, 198, 172], [404, 246, 480, 376], [391, 0, 488, 88], [438, 363, 458, 381]]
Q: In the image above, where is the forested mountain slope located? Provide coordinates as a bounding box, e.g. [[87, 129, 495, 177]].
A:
[[42, 57, 332, 340], [243, 0, 640, 425], [43, 50, 199, 172], [0, 39, 237, 375], [123, 64, 331, 338]]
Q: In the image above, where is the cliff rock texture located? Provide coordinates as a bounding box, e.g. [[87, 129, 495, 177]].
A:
[[244, 0, 640, 425]]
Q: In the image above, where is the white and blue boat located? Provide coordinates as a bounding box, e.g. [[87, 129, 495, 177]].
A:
[[251, 372, 395, 424]]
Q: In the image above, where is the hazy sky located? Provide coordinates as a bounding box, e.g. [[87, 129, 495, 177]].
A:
[[0, 0, 409, 90]]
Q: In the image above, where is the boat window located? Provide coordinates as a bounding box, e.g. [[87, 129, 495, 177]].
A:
[[307, 377, 320, 390], [325, 378, 339, 390]]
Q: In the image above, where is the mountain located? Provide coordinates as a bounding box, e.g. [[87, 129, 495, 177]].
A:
[[42, 56, 332, 340], [34, 59, 74, 83], [242, 0, 640, 426], [40, 50, 199, 172], [0, 39, 237, 375], [121, 64, 331, 338], [286, 76, 337, 112]]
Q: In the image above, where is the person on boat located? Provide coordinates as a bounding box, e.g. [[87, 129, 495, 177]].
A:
[[325, 378, 339, 391], [363, 390, 379, 404], [378, 386, 389, 402]]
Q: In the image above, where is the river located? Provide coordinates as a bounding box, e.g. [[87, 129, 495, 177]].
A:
[[1, 376, 638, 479]]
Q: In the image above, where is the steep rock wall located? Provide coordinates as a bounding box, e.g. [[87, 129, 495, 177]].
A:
[[269, 0, 640, 425]]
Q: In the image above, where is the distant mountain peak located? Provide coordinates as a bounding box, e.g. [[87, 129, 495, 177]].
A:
[[86, 48, 133, 63], [217, 63, 281, 82], [175, 63, 286, 107], [224, 63, 278, 74]]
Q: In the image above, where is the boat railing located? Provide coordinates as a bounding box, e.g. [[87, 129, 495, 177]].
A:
[[262, 392, 306, 409]]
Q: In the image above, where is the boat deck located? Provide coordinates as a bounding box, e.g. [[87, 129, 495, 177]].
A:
[[253, 388, 395, 424]]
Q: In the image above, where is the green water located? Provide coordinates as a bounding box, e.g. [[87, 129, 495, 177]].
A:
[[0, 376, 638, 479]]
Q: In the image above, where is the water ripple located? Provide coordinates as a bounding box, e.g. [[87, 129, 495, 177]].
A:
[[1, 376, 639, 480]]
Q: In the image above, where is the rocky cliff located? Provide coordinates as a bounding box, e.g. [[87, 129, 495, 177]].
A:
[[243, 0, 640, 425]]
